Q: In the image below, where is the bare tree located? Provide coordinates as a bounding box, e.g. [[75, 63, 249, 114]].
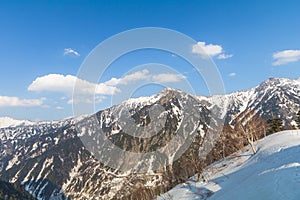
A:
[[236, 122, 257, 154], [234, 110, 267, 154]]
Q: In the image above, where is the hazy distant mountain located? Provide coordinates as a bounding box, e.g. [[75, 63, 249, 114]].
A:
[[0, 117, 35, 129]]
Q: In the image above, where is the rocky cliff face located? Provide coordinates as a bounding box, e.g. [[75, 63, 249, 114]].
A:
[[0, 180, 35, 200], [0, 77, 299, 199]]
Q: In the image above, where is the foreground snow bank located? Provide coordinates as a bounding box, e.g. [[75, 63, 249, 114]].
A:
[[159, 130, 300, 200]]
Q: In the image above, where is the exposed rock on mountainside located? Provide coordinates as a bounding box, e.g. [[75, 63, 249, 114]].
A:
[[0, 180, 35, 200], [0, 77, 299, 199]]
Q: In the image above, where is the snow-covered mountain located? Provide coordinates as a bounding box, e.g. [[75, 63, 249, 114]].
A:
[[204, 77, 300, 125], [0, 89, 213, 199], [0, 117, 35, 129], [0, 77, 299, 199], [158, 130, 300, 200]]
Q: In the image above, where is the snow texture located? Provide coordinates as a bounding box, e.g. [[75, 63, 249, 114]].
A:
[[159, 130, 300, 200]]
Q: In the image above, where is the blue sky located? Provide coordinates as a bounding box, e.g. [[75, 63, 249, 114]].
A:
[[0, 0, 300, 120]]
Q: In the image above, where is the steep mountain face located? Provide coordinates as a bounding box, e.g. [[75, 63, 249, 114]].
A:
[[0, 118, 86, 199], [0, 89, 215, 200], [0, 180, 35, 200], [249, 78, 300, 123], [0, 77, 299, 199], [206, 77, 300, 126]]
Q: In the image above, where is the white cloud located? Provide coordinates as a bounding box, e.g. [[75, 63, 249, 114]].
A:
[[105, 69, 150, 86], [67, 95, 106, 105], [192, 41, 232, 59], [103, 69, 185, 86], [64, 48, 80, 56], [0, 96, 45, 107], [192, 42, 222, 57], [272, 50, 300, 66], [56, 106, 64, 110], [28, 74, 120, 95], [152, 73, 185, 83], [28, 71, 189, 104], [218, 54, 233, 59], [228, 72, 236, 77]]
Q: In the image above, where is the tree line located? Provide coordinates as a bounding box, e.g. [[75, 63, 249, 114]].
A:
[[192, 109, 300, 182]]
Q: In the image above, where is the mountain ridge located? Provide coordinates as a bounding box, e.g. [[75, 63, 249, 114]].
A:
[[1, 76, 299, 124], [0, 76, 299, 199]]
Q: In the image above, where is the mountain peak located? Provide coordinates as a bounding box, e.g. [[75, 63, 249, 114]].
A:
[[160, 87, 183, 94], [1, 76, 300, 200], [264, 76, 300, 84], [256, 77, 299, 91]]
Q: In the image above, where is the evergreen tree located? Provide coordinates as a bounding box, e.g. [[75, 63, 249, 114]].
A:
[[296, 111, 300, 129], [267, 117, 283, 135]]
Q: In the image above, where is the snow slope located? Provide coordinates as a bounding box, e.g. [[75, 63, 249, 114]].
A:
[[159, 130, 300, 200]]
